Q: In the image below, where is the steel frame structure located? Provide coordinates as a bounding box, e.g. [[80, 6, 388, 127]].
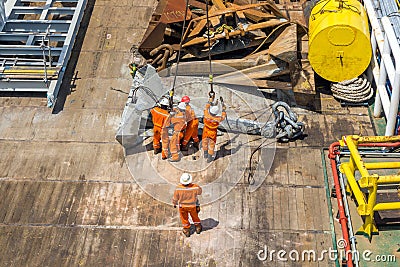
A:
[[0, 0, 88, 107], [339, 135, 400, 241]]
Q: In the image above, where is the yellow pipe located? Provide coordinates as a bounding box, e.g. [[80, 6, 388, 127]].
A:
[[345, 136, 370, 177], [367, 178, 378, 215], [376, 175, 400, 184], [340, 163, 367, 206], [358, 135, 400, 143], [1, 70, 58, 74], [364, 162, 400, 169], [373, 202, 400, 211]]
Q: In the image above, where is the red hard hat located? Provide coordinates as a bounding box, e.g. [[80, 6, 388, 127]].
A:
[[181, 96, 190, 103]]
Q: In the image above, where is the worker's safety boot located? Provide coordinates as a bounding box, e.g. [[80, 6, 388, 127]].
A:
[[153, 147, 161, 155], [181, 144, 188, 151], [183, 228, 190, 237], [193, 142, 199, 150], [207, 154, 214, 163], [168, 154, 181, 162], [195, 224, 202, 234]]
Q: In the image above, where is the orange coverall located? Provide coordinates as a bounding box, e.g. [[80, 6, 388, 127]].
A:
[[202, 101, 226, 156], [168, 108, 187, 161], [172, 183, 202, 229], [182, 104, 199, 146], [150, 106, 169, 158]]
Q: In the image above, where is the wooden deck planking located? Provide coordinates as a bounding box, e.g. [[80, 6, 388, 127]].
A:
[[3, 182, 28, 223], [0, 182, 16, 222], [29, 181, 51, 223], [163, 230, 179, 267], [0, 227, 13, 265], [12, 181, 41, 224], [54, 183, 76, 225], [0, 141, 130, 181], [65, 182, 90, 225], [62, 228, 86, 266], [40, 182, 64, 223], [294, 187, 308, 231], [59, 182, 86, 225], [7, 229, 24, 266]]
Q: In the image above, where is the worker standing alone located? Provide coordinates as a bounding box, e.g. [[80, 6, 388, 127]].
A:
[[202, 95, 226, 162], [181, 96, 199, 151], [150, 97, 170, 160], [168, 102, 187, 162], [172, 173, 202, 237]]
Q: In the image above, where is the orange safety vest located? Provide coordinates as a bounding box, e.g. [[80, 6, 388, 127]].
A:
[[168, 108, 187, 132], [203, 103, 226, 130], [185, 104, 197, 123], [172, 183, 202, 207], [150, 106, 169, 128]]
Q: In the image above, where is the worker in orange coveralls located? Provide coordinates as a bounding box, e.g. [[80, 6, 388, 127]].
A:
[[172, 173, 202, 237], [168, 102, 187, 162], [150, 97, 170, 160], [202, 95, 226, 162], [180, 96, 199, 151]]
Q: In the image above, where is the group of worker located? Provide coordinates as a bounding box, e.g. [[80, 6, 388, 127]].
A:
[[150, 93, 227, 163]]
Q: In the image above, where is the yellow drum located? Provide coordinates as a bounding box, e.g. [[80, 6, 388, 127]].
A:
[[308, 0, 371, 82]]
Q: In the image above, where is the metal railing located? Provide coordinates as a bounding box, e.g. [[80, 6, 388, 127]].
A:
[[364, 0, 400, 136]]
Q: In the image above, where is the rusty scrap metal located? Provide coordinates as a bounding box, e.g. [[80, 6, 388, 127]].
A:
[[139, 0, 192, 51], [149, 44, 174, 71], [136, 0, 315, 96]]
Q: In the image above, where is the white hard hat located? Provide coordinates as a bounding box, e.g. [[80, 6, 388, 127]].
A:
[[209, 105, 219, 115], [159, 97, 169, 106], [178, 102, 186, 110], [180, 173, 193, 185]]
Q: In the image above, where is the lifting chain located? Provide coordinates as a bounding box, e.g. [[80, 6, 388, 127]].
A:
[[272, 101, 305, 142], [205, 0, 215, 99]]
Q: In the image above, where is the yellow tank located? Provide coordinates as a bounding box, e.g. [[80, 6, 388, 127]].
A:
[[308, 0, 371, 82]]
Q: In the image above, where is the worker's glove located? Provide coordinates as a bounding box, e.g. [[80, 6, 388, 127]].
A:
[[209, 91, 215, 100], [210, 98, 218, 106]]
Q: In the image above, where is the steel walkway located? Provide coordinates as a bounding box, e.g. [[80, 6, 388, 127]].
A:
[[0, 0, 87, 107]]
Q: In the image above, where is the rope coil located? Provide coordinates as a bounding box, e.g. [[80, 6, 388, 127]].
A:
[[330, 75, 373, 103]]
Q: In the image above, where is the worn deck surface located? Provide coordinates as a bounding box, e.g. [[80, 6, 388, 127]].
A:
[[0, 0, 382, 266]]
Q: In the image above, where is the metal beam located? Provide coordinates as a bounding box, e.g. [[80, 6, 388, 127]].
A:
[[4, 20, 71, 32], [0, 45, 62, 56], [0, 32, 67, 42], [10, 7, 75, 17], [0, 80, 49, 91]]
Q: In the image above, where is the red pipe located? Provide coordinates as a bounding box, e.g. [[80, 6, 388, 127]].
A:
[[328, 142, 354, 267], [341, 139, 400, 148], [358, 142, 400, 147]]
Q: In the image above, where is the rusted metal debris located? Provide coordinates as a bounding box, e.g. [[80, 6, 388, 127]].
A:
[[136, 0, 316, 106]]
